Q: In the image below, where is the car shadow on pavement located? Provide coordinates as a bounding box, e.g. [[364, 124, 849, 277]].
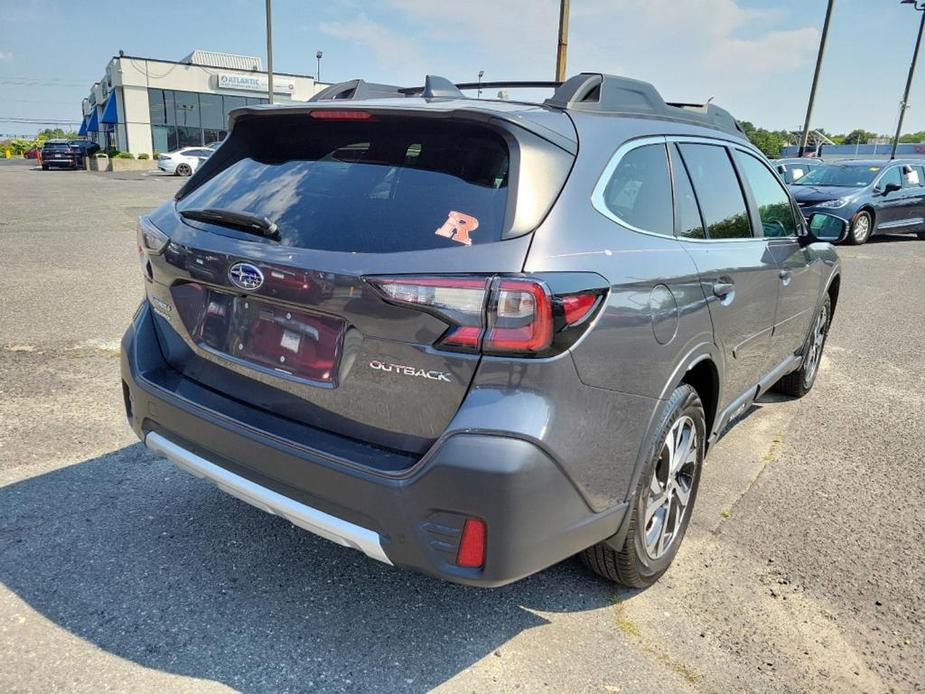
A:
[[0, 444, 621, 692]]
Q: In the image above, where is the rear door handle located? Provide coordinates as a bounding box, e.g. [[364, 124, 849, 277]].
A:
[[712, 281, 735, 297]]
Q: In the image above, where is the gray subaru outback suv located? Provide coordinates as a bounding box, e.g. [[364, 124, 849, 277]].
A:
[[122, 73, 844, 588]]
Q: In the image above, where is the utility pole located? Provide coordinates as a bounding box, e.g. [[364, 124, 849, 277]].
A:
[[555, 0, 570, 82], [891, 1, 925, 159], [316, 50, 323, 83], [265, 0, 274, 104], [800, 0, 835, 156]]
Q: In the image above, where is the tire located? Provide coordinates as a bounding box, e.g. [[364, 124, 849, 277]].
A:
[[581, 384, 705, 588], [176, 163, 192, 176], [41, 164, 48, 171], [773, 294, 832, 398], [847, 210, 873, 245], [917, 231, 925, 240]]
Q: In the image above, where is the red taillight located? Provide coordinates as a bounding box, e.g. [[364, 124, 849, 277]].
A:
[[369, 275, 603, 356], [309, 109, 375, 120], [456, 518, 486, 568], [484, 279, 553, 353], [561, 293, 598, 325]]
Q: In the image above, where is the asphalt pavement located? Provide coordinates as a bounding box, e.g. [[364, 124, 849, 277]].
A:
[[1, 160, 922, 693]]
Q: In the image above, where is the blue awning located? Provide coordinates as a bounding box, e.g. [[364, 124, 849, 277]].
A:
[[77, 116, 88, 136], [100, 95, 118, 125], [87, 109, 99, 132]]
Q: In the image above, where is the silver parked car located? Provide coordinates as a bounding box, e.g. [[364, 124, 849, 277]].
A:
[[124, 73, 844, 588]]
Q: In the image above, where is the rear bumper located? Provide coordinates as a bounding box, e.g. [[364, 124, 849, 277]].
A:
[[122, 302, 625, 586]]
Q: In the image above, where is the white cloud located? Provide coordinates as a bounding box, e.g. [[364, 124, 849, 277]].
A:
[[316, 0, 820, 127], [0, 50, 13, 62]]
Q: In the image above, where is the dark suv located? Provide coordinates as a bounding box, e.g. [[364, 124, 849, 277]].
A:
[[122, 73, 844, 588], [40, 139, 79, 170]]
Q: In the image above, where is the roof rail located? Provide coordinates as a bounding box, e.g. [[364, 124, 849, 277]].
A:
[[544, 72, 745, 138], [308, 72, 745, 139], [308, 79, 405, 102]]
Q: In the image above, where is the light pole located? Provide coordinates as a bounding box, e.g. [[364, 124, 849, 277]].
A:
[[800, 0, 836, 156], [316, 50, 323, 83], [891, 0, 925, 159], [265, 0, 274, 104], [555, 0, 570, 81], [477, 70, 484, 98]]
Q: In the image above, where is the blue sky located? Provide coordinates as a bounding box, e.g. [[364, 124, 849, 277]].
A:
[[1, 0, 923, 137]]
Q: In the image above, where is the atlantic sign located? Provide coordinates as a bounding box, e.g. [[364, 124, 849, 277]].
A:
[[214, 73, 295, 95]]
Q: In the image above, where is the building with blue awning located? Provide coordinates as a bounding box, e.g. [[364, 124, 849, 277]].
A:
[[80, 50, 326, 156]]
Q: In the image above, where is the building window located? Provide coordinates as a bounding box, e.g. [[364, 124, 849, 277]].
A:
[[147, 88, 268, 153], [199, 94, 224, 130], [174, 91, 200, 128]]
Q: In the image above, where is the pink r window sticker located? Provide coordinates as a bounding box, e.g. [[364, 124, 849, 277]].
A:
[[435, 211, 479, 246]]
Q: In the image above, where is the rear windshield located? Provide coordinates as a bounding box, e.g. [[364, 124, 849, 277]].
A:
[[42, 142, 71, 151], [177, 115, 510, 253]]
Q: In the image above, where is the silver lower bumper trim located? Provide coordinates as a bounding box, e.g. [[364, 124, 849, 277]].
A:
[[144, 432, 392, 565]]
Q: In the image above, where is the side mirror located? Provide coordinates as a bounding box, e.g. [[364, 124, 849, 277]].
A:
[[776, 164, 787, 175], [883, 182, 902, 194], [801, 212, 849, 245]]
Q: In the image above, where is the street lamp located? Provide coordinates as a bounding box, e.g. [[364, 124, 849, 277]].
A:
[[316, 50, 323, 83], [892, 0, 925, 159], [477, 70, 484, 98]]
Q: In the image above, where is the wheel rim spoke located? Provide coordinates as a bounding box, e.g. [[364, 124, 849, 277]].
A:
[[644, 415, 699, 560]]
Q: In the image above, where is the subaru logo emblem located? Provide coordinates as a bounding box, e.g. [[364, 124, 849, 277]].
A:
[[228, 262, 264, 291]]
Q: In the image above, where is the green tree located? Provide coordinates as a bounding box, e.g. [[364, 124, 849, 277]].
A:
[[843, 129, 875, 145]]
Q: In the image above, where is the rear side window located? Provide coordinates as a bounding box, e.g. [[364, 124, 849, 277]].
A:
[[734, 151, 799, 238], [178, 116, 510, 253], [669, 144, 705, 239], [602, 143, 673, 235], [678, 143, 752, 239]]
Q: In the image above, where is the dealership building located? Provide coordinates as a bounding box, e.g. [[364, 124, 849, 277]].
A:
[[79, 50, 324, 156]]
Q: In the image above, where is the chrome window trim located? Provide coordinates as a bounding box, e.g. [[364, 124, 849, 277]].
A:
[[591, 134, 781, 244]]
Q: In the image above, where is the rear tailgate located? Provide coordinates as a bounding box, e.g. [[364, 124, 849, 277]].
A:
[[141, 106, 575, 457]]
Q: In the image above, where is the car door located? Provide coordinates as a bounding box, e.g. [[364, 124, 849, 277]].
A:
[[872, 165, 905, 228], [732, 148, 822, 366], [670, 141, 780, 414], [896, 165, 925, 230]]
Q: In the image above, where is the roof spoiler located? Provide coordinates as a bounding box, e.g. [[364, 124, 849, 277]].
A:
[[308, 72, 745, 139]]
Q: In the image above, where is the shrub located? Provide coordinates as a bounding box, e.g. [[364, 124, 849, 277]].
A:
[[114, 152, 135, 159], [137, 153, 150, 160]]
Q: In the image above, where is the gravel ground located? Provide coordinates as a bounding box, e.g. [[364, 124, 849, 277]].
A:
[[1, 159, 923, 693]]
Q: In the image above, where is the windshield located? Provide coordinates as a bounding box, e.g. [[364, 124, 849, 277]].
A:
[[178, 116, 510, 253], [793, 164, 880, 187], [42, 142, 71, 152]]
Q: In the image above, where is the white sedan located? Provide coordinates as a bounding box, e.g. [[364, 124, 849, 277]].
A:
[[157, 147, 213, 176]]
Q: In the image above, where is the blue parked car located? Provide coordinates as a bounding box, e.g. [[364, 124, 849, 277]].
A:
[[789, 159, 925, 245]]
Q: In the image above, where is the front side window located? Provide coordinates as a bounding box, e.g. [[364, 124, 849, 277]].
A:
[[879, 167, 902, 189], [677, 143, 751, 239], [602, 143, 673, 235], [735, 151, 800, 238]]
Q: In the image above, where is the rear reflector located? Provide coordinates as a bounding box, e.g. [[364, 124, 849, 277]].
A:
[[309, 110, 375, 120], [456, 518, 487, 568]]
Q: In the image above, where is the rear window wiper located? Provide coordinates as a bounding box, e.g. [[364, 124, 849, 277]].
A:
[[179, 207, 280, 240]]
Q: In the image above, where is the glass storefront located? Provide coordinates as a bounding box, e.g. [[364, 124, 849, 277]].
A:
[[148, 88, 268, 153]]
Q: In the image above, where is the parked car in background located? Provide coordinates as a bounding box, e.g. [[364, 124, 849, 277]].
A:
[[41, 139, 80, 170], [124, 73, 844, 589], [772, 157, 823, 184], [68, 140, 100, 158], [156, 147, 213, 176], [790, 159, 925, 244]]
